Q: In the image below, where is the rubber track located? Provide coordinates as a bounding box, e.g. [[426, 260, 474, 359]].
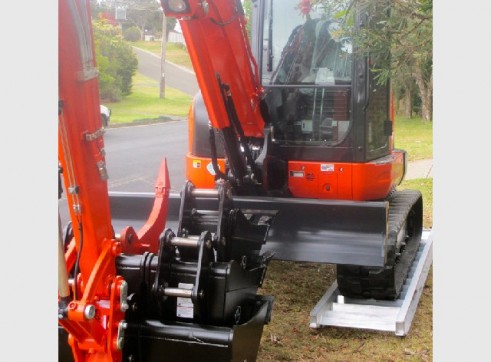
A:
[[336, 190, 423, 300]]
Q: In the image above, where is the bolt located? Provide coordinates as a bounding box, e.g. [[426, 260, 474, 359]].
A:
[[116, 321, 128, 350], [117, 337, 124, 350], [84, 304, 96, 320], [120, 281, 129, 312], [112, 241, 122, 256], [202, 1, 209, 14]]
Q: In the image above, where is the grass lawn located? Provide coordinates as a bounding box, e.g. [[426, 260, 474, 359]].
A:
[[258, 260, 432, 362], [105, 72, 192, 124], [394, 117, 433, 161], [400, 178, 433, 229], [133, 40, 193, 69], [257, 176, 433, 361], [257, 175, 433, 362]]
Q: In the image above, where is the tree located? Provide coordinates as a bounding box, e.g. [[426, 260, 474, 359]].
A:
[[165, 16, 177, 38], [92, 18, 138, 101], [359, 0, 432, 121], [317, 0, 433, 121], [124, 25, 142, 42], [243, 0, 253, 39]]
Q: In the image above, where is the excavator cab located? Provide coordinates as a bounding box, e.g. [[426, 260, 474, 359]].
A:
[[261, 1, 353, 145], [182, 0, 400, 201], [252, 0, 397, 200]]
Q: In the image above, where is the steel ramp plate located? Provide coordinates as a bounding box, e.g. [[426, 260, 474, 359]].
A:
[[309, 230, 433, 336]]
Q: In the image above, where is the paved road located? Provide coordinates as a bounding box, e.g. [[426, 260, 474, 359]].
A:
[[133, 47, 199, 97], [104, 121, 188, 193]]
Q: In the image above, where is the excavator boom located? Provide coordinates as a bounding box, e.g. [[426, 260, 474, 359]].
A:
[[163, 0, 266, 137]]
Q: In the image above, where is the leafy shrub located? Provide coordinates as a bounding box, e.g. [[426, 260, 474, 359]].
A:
[[93, 19, 138, 101], [123, 26, 141, 42]]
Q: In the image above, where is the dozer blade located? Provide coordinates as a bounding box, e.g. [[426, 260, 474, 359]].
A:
[[109, 192, 389, 267]]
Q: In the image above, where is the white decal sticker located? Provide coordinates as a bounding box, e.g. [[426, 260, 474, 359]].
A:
[[320, 164, 335, 172], [207, 162, 221, 176]]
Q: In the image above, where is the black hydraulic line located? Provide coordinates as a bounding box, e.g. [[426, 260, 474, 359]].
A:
[[58, 165, 63, 200], [216, 74, 259, 181], [72, 217, 83, 300], [215, 74, 248, 184], [208, 127, 227, 180]]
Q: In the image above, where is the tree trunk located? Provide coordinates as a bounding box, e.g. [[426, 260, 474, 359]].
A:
[[413, 65, 433, 121], [403, 86, 412, 118]]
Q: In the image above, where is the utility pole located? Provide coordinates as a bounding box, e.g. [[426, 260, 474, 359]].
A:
[[160, 14, 167, 99]]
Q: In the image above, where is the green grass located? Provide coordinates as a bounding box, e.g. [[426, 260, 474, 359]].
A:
[[400, 178, 433, 229], [258, 261, 432, 362], [394, 117, 433, 161], [106, 72, 192, 124], [133, 40, 193, 69]]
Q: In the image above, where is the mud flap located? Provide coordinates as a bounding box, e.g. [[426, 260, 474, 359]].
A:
[[109, 192, 389, 267]]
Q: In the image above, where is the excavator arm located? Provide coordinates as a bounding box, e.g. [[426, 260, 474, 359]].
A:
[[162, 0, 267, 186], [58, 0, 127, 360]]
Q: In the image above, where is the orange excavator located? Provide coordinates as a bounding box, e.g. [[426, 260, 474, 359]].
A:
[[58, 0, 422, 361]]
